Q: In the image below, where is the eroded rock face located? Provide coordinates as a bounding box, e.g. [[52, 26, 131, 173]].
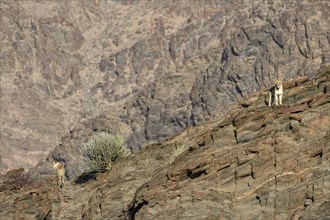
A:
[[124, 67, 330, 220], [0, 0, 329, 176], [0, 67, 329, 220]]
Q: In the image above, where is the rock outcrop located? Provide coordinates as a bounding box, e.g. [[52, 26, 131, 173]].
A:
[[125, 67, 330, 220], [0, 66, 329, 219], [1, 0, 329, 178]]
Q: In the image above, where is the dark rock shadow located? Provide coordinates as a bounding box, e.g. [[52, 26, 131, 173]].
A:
[[74, 171, 98, 184]]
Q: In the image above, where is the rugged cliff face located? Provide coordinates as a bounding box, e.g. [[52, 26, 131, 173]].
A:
[[0, 0, 329, 176], [0, 66, 329, 219], [125, 67, 330, 220]]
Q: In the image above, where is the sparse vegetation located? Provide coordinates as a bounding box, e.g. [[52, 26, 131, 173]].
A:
[[171, 144, 187, 161], [81, 132, 129, 172], [1, 168, 38, 190]]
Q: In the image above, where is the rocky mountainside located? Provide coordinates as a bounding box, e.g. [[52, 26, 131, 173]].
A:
[[1, 0, 329, 176], [0, 66, 329, 219]]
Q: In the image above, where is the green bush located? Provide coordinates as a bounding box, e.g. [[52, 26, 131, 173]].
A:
[[81, 132, 128, 172]]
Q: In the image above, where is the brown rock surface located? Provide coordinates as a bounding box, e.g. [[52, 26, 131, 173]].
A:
[[0, 0, 329, 178], [125, 67, 330, 220], [0, 66, 329, 219]]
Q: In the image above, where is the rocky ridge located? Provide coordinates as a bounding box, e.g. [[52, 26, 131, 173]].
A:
[[1, 0, 330, 175], [0, 66, 329, 220]]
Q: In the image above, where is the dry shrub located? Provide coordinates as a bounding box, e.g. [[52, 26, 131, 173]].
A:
[[171, 144, 187, 161], [1, 168, 38, 190]]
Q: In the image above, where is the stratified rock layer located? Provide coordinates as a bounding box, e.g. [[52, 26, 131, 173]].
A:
[[0, 66, 329, 220], [1, 0, 329, 177], [124, 67, 330, 220]]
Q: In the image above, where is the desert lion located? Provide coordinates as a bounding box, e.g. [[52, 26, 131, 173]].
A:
[[268, 79, 283, 106], [51, 161, 66, 188]]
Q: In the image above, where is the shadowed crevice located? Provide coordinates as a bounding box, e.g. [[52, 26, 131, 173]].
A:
[[127, 200, 149, 220]]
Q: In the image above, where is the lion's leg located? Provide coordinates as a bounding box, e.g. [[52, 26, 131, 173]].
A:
[[61, 175, 65, 188], [275, 93, 278, 105], [57, 174, 61, 187]]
